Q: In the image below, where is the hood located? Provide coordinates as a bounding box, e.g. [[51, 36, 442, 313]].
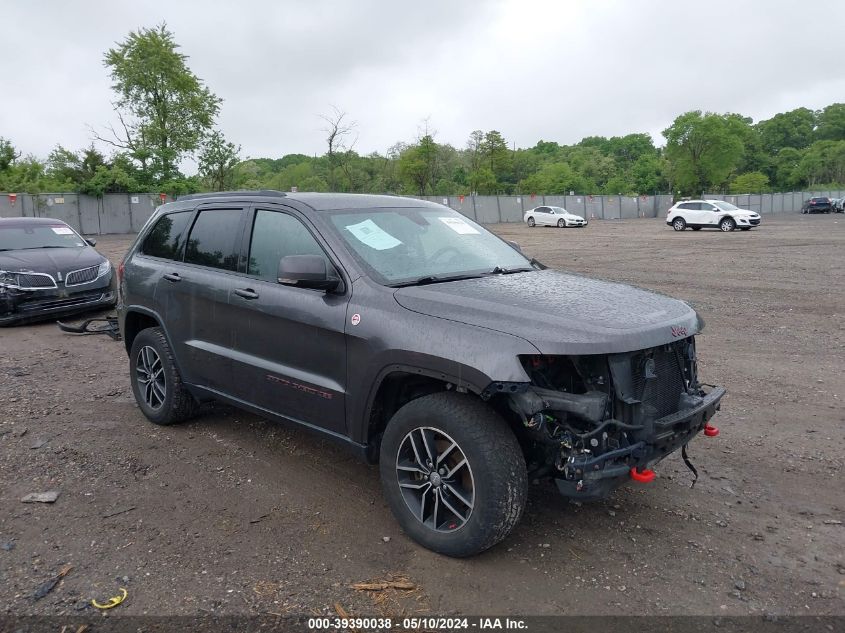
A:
[[393, 269, 701, 355], [563, 211, 585, 220], [0, 247, 105, 276], [733, 208, 759, 217]]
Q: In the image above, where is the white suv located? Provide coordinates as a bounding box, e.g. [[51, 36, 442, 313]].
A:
[[667, 200, 761, 232], [524, 206, 587, 227]]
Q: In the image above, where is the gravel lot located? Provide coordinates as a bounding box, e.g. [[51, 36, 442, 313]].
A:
[[1, 214, 843, 618]]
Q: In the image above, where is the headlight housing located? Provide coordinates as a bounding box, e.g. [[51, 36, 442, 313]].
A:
[[0, 271, 20, 289], [97, 260, 111, 278]]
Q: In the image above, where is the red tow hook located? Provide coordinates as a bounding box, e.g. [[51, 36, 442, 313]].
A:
[[704, 423, 720, 437], [630, 467, 655, 483]]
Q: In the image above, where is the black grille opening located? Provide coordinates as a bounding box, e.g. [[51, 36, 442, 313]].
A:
[[630, 346, 685, 419], [16, 273, 56, 289], [65, 265, 99, 286]]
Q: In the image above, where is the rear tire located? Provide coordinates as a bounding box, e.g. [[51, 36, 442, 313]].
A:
[[129, 327, 198, 425], [719, 217, 736, 232], [379, 392, 527, 557], [672, 218, 687, 231], [526, 217, 535, 227]]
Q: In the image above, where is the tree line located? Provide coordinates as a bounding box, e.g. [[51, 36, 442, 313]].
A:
[[2, 24, 844, 198]]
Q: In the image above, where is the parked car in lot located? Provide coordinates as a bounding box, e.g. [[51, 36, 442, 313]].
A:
[[523, 205, 587, 227], [118, 191, 725, 556], [829, 197, 843, 213], [801, 197, 832, 214], [667, 199, 761, 232], [0, 217, 116, 325]]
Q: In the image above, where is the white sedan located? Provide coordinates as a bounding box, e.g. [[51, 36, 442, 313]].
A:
[[524, 206, 588, 227]]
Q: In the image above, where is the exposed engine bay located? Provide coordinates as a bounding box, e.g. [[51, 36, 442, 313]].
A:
[[499, 337, 725, 498]]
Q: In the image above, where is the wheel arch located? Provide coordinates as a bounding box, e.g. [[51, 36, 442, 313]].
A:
[[122, 307, 165, 355], [360, 363, 492, 462]]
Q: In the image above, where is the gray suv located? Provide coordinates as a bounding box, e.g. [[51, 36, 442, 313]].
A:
[[118, 191, 725, 557]]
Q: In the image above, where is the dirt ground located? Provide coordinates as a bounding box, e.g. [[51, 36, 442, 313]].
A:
[[1, 214, 843, 618]]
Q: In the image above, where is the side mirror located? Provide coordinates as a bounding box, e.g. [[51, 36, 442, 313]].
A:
[[278, 254, 339, 291], [506, 240, 523, 253], [85, 238, 97, 247]]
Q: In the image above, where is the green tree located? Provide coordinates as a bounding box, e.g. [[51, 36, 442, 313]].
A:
[[795, 140, 845, 186], [198, 130, 240, 191], [730, 171, 769, 193], [815, 103, 845, 141], [398, 134, 438, 195], [98, 23, 221, 183], [663, 111, 745, 195], [757, 108, 816, 153], [0, 137, 20, 171], [481, 130, 511, 184]]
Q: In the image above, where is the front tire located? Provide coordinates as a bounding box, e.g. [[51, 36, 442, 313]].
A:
[[720, 217, 736, 232], [557, 219, 565, 228], [379, 392, 527, 557], [526, 217, 535, 227], [129, 327, 198, 425], [672, 217, 687, 231]]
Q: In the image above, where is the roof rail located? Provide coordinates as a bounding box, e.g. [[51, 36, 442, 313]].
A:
[[176, 190, 287, 201]]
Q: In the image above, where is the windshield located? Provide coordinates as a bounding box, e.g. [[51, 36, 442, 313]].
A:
[[326, 207, 532, 285], [550, 207, 567, 214], [713, 201, 739, 211], [0, 224, 86, 251]]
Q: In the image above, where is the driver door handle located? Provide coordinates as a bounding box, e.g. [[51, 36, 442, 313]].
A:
[[163, 272, 181, 282], [234, 287, 259, 300]]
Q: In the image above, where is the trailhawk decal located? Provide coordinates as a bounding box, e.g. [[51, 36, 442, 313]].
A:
[[671, 326, 689, 338], [266, 375, 334, 400]]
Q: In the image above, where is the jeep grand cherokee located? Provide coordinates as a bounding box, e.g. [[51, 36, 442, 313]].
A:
[[117, 191, 725, 557]]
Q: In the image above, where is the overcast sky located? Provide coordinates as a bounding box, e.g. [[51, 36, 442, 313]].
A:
[[2, 0, 844, 164]]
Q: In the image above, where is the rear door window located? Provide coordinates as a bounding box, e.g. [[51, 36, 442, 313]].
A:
[[141, 211, 193, 259], [184, 209, 245, 272]]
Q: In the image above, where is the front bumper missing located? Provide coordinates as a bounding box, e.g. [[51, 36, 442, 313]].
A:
[[554, 386, 726, 499], [0, 287, 116, 326]]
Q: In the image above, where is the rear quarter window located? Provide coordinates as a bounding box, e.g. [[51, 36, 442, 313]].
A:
[[141, 212, 194, 259]]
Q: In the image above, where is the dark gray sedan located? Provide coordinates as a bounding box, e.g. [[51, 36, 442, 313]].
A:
[[0, 217, 116, 325]]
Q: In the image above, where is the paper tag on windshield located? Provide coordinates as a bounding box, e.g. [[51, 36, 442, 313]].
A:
[[51, 227, 74, 235], [346, 219, 402, 250], [439, 216, 479, 235]]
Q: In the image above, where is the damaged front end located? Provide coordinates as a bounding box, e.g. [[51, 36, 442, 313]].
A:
[[496, 337, 725, 499], [0, 270, 115, 326]]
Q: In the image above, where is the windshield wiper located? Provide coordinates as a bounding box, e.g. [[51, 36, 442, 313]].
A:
[[485, 266, 534, 275], [391, 273, 485, 288]]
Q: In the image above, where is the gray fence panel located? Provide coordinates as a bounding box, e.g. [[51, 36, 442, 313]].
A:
[[620, 196, 640, 219], [602, 195, 621, 219], [130, 194, 158, 232], [584, 196, 604, 220], [564, 195, 588, 217], [772, 193, 784, 214], [498, 196, 523, 223], [472, 196, 500, 224], [761, 194, 773, 214], [448, 197, 476, 221], [78, 196, 101, 234], [99, 195, 131, 234], [30, 194, 82, 231], [0, 194, 23, 218], [543, 195, 567, 208]]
